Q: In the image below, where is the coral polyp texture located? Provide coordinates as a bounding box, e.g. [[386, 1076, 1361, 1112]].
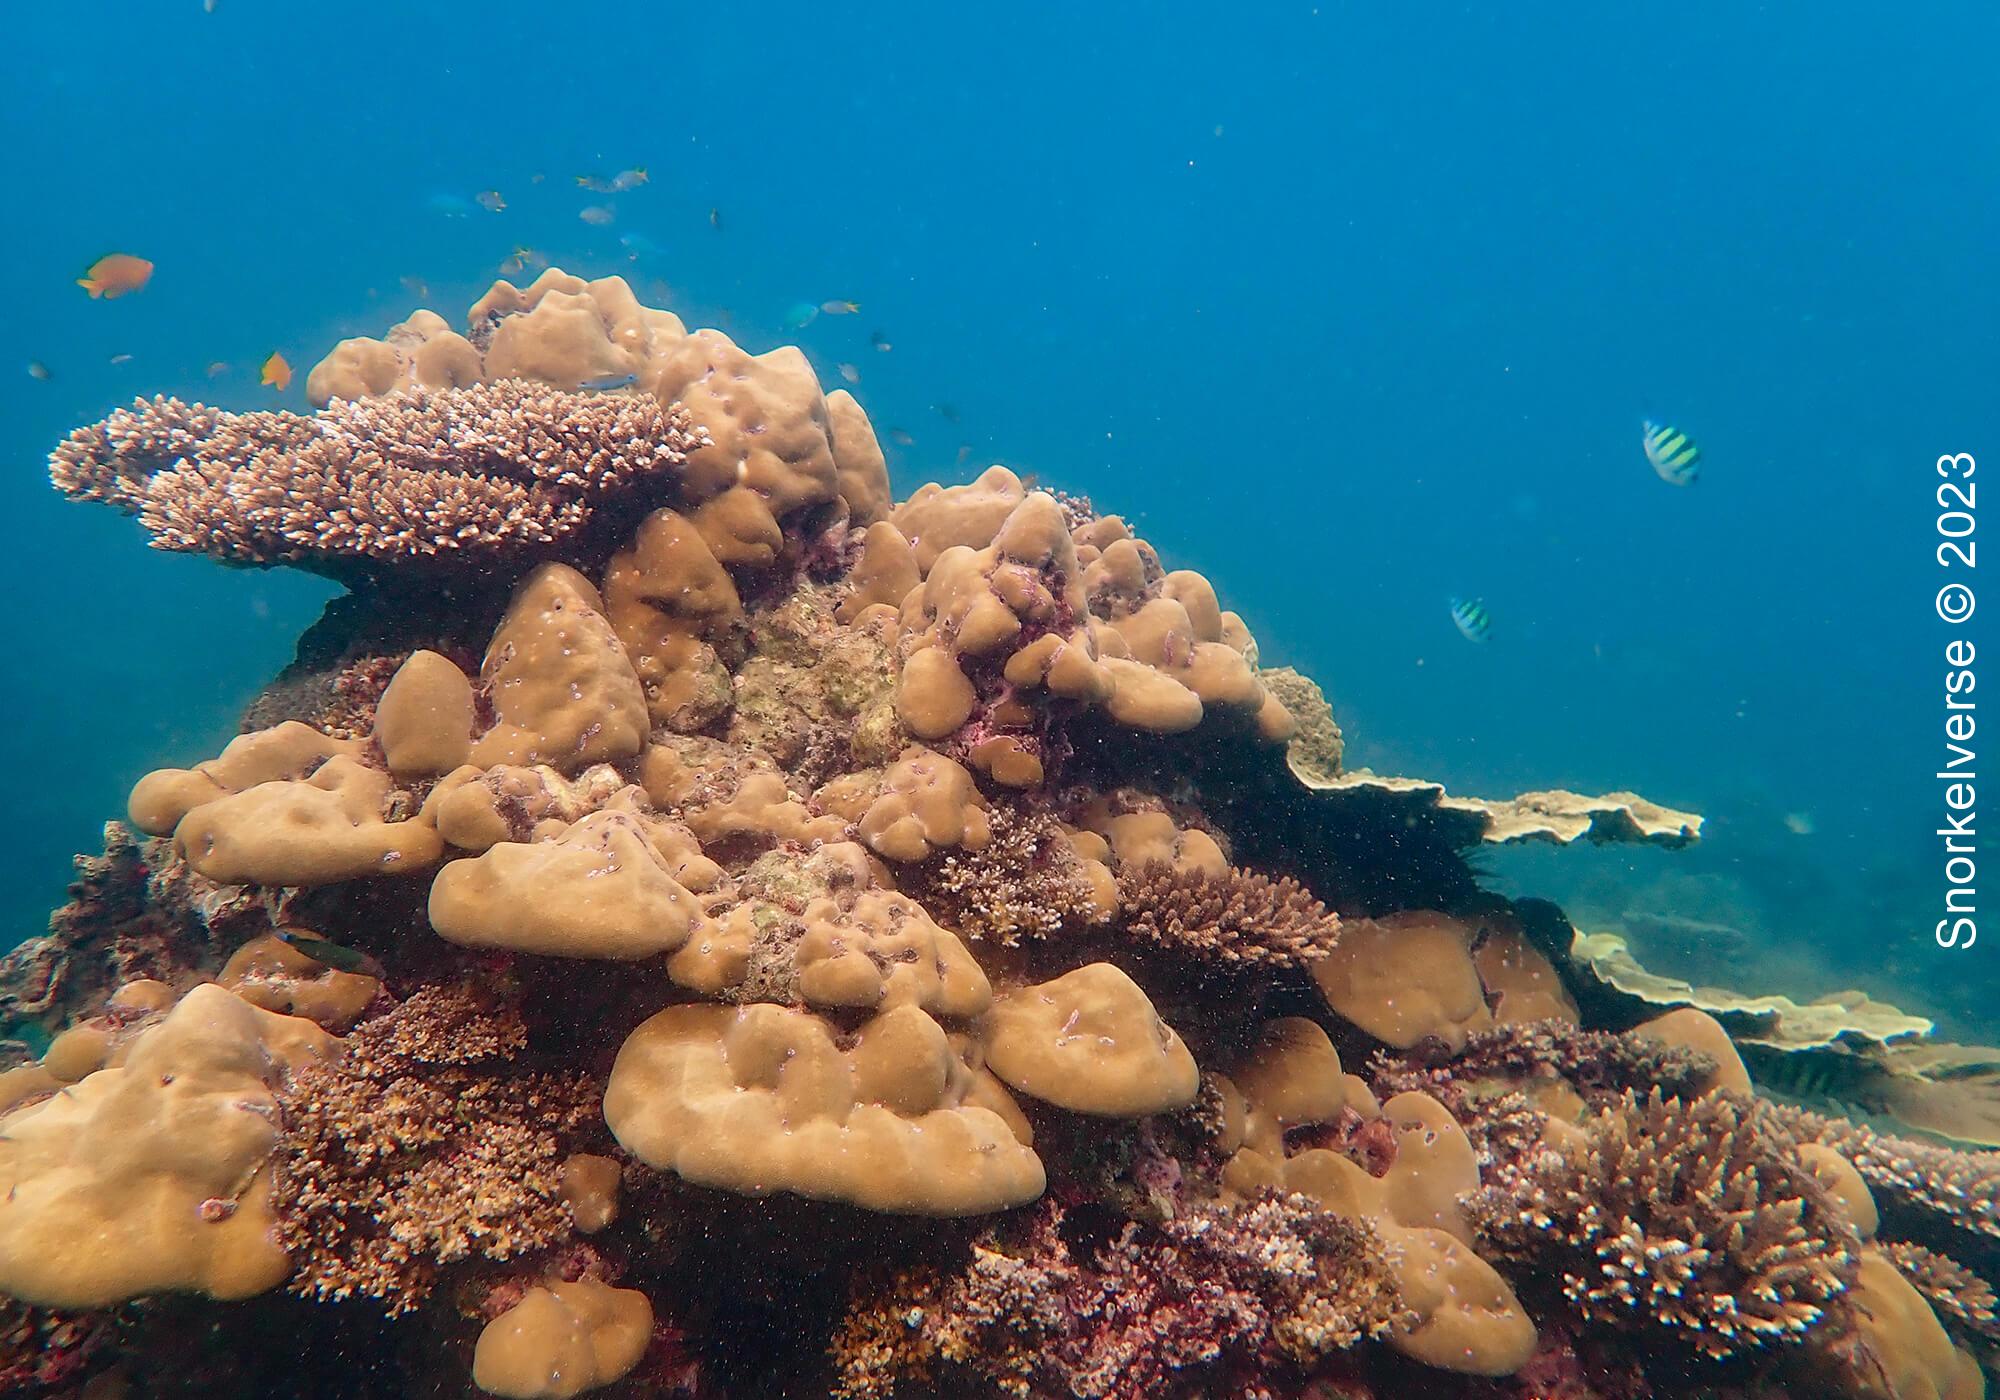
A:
[[4, 268, 1984, 1399]]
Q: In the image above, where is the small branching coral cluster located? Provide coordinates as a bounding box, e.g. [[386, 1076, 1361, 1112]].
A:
[[273, 985, 599, 1313], [833, 1194, 1406, 1400], [1475, 1088, 1861, 1360], [1117, 862, 1340, 969], [903, 805, 1101, 944]]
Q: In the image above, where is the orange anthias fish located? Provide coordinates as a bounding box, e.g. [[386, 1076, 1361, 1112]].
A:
[[261, 352, 292, 391], [77, 254, 153, 298]]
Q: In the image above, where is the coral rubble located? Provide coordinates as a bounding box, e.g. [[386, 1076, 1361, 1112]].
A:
[[3, 268, 1976, 1400]]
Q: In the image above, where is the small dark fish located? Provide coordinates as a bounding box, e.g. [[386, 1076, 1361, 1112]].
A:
[[889, 428, 915, 447], [579, 205, 616, 226], [475, 189, 506, 213], [934, 402, 960, 423], [869, 329, 892, 352], [26, 361, 50, 381], [278, 931, 383, 979], [1448, 596, 1492, 643], [708, 207, 722, 231]]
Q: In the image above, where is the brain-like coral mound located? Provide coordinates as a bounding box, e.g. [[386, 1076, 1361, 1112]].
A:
[[18, 267, 1914, 1400], [605, 1001, 1044, 1215], [472, 1280, 654, 1399]]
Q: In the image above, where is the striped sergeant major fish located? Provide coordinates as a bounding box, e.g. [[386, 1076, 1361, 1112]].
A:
[[1448, 597, 1492, 643], [1643, 420, 1702, 486]]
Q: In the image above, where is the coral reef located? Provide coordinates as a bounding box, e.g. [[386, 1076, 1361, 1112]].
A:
[[2, 268, 1955, 1400]]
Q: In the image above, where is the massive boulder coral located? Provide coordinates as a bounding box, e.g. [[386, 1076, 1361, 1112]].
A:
[[0, 985, 329, 1308], [14, 268, 1929, 1400]]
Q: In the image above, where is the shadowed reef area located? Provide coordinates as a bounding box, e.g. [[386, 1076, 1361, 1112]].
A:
[[1, 270, 1989, 1400]]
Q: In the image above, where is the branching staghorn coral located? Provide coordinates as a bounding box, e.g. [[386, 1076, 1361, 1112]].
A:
[[273, 985, 599, 1313], [49, 384, 706, 573], [1473, 1088, 1861, 1361], [1116, 862, 1340, 969], [1772, 1105, 2000, 1263], [1878, 1241, 2000, 1346], [1374, 1020, 1721, 1103], [831, 1193, 1407, 1400]]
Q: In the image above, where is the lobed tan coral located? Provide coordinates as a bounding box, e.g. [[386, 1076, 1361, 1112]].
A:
[[0, 984, 330, 1308], [472, 1280, 653, 1400], [1312, 910, 1493, 1050], [605, 1001, 1044, 1216], [1217, 1018, 1539, 1377], [982, 962, 1200, 1116]]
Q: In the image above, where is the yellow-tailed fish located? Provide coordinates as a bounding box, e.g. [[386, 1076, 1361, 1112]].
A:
[[1642, 419, 1701, 486], [820, 299, 860, 315], [1449, 596, 1492, 643], [609, 167, 648, 192]]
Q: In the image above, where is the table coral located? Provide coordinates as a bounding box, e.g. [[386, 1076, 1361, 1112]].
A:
[[51, 384, 706, 578]]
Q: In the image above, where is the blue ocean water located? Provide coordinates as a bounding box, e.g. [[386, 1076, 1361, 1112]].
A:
[[1, 3, 1993, 1032]]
